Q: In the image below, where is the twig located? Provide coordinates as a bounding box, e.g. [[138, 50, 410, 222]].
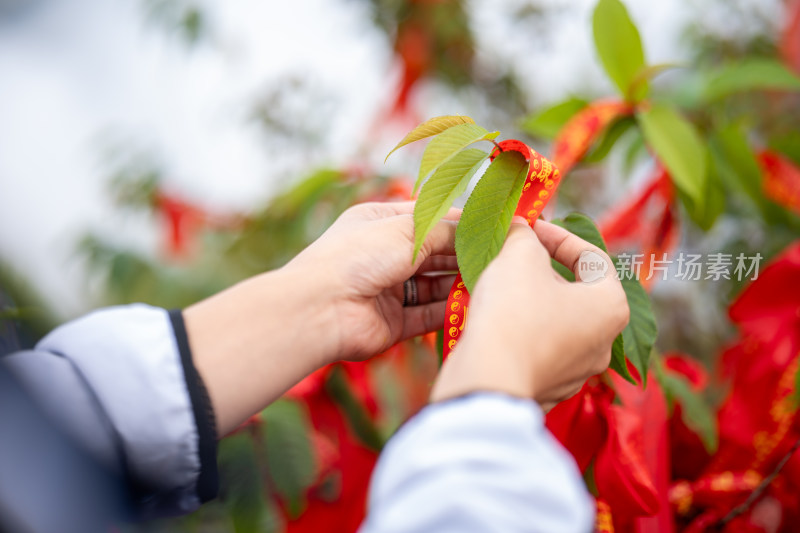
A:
[[718, 437, 800, 527]]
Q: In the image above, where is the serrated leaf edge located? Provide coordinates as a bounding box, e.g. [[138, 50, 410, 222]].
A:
[[384, 115, 476, 163]]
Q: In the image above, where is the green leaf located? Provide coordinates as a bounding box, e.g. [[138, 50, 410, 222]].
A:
[[660, 371, 718, 453], [413, 149, 489, 262], [584, 117, 635, 163], [626, 63, 681, 102], [260, 400, 316, 519], [622, 128, 647, 173], [611, 333, 636, 384], [620, 278, 657, 385], [709, 124, 762, 200], [385, 115, 476, 162], [593, 0, 647, 99], [455, 151, 530, 292], [709, 123, 788, 225], [584, 460, 600, 497], [769, 131, 800, 168], [218, 433, 282, 533], [551, 257, 575, 282], [794, 363, 800, 407], [436, 328, 445, 367], [325, 366, 385, 451], [415, 124, 499, 196], [520, 98, 588, 139], [686, 147, 725, 231], [703, 59, 800, 102], [638, 103, 707, 207]]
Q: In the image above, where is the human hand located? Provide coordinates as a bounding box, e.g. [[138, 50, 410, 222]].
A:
[[286, 201, 459, 362], [430, 218, 629, 409], [186, 200, 457, 435]]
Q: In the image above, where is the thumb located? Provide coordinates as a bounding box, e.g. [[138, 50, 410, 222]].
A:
[[496, 217, 552, 273]]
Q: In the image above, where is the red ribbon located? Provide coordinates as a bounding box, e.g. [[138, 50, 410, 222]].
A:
[[442, 140, 562, 361], [552, 99, 632, 176]]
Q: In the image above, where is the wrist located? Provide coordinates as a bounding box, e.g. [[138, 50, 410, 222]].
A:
[[430, 332, 540, 403], [270, 263, 343, 367], [185, 266, 340, 434]]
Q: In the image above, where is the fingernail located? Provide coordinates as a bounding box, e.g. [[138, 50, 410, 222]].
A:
[[511, 216, 528, 226]]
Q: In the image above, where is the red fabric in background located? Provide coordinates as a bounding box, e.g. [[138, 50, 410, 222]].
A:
[[551, 100, 633, 176], [672, 241, 800, 531]]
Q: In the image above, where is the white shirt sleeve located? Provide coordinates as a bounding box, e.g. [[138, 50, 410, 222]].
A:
[[360, 393, 594, 533], [2, 304, 218, 519]]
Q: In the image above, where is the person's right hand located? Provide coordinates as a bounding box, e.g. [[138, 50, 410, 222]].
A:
[[430, 218, 629, 410]]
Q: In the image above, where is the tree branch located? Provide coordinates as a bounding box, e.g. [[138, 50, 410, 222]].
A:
[[717, 436, 800, 527]]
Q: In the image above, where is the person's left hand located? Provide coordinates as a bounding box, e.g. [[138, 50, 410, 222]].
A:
[[286, 201, 459, 361]]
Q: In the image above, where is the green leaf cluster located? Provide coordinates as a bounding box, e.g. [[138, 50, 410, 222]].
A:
[[386, 115, 523, 291], [637, 103, 707, 212], [592, 0, 648, 102], [657, 365, 718, 453], [520, 0, 800, 234], [521, 98, 588, 139], [216, 400, 319, 533]]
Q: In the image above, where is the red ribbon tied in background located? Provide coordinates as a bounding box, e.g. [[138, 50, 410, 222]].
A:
[[442, 140, 562, 360]]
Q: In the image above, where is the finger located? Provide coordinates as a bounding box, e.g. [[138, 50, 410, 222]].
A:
[[498, 220, 551, 266], [532, 220, 615, 283], [416, 255, 458, 274], [502, 219, 536, 248], [439, 206, 462, 221], [412, 274, 457, 305], [414, 217, 458, 264], [366, 201, 415, 216], [400, 300, 447, 340], [355, 201, 462, 220]]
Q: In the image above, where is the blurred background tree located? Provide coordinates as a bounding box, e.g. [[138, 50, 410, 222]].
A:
[[2, 0, 800, 531]]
